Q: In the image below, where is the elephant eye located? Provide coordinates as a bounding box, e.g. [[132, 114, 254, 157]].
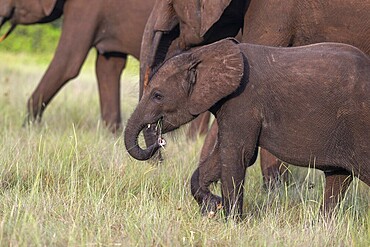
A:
[[152, 91, 164, 102]]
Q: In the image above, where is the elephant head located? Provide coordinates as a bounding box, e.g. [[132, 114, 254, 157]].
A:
[[0, 0, 63, 42], [125, 39, 244, 161], [139, 0, 247, 94]]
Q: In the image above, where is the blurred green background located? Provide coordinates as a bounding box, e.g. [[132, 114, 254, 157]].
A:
[[0, 20, 61, 55], [0, 19, 140, 73]]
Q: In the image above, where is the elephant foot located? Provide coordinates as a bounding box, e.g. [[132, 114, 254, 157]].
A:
[[200, 194, 223, 218], [22, 113, 41, 128], [105, 121, 123, 134]]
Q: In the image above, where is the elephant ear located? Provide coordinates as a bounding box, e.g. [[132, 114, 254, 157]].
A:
[[186, 38, 244, 115], [200, 0, 233, 37], [40, 0, 58, 16]]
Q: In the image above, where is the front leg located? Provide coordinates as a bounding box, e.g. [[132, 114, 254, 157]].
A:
[[26, 35, 92, 122], [220, 147, 247, 220], [191, 120, 222, 217], [218, 121, 259, 219], [26, 2, 98, 124], [191, 126, 222, 216], [96, 52, 127, 133], [191, 168, 222, 217]]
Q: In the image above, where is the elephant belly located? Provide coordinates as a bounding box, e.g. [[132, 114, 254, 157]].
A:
[[258, 115, 367, 174]]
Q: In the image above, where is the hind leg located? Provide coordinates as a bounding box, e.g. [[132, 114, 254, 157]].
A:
[[96, 52, 127, 133]]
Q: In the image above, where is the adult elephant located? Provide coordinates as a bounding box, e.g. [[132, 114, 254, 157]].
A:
[[140, 0, 370, 185], [0, 0, 154, 132]]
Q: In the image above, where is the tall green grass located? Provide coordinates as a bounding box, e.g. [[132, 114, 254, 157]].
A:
[[0, 52, 369, 246]]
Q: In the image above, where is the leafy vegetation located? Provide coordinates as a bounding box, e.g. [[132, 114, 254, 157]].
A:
[[0, 52, 369, 246]]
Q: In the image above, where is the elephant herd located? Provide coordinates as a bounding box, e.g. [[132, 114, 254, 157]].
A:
[[1, 0, 369, 219]]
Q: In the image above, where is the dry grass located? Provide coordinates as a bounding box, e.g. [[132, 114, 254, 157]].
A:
[[0, 51, 369, 246]]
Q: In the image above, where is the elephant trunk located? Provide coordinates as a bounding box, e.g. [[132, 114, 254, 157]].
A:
[[140, 26, 180, 97], [0, 17, 5, 27], [124, 113, 161, 161], [0, 18, 16, 43], [140, 30, 163, 97]]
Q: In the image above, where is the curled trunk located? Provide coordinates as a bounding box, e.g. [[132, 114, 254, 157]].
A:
[[124, 114, 160, 161]]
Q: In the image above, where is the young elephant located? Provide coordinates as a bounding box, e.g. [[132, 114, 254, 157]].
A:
[[124, 38, 370, 218]]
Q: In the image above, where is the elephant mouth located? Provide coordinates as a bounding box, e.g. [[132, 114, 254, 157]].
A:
[[0, 8, 16, 43], [154, 117, 180, 136], [149, 117, 167, 148]]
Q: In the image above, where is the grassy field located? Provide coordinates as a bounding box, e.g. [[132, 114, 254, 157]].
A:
[[0, 51, 369, 246]]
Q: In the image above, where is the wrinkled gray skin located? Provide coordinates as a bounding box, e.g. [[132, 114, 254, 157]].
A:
[[140, 0, 370, 184], [0, 0, 154, 132], [125, 39, 370, 218]]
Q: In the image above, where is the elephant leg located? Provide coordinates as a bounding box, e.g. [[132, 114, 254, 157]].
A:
[[96, 52, 127, 133], [200, 123, 289, 190], [260, 148, 289, 189], [198, 120, 218, 163], [219, 118, 259, 220], [191, 133, 222, 217], [186, 112, 211, 139], [26, 3, 97, 124], [322, 170, 352, 214], [27, 48, 91, 123], [220, 146, 248, 220], [191, 169, 222, 217], [221, 164, 246, 219]]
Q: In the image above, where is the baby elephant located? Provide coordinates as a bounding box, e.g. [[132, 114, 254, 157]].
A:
[[124, 38, 370, 218]]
